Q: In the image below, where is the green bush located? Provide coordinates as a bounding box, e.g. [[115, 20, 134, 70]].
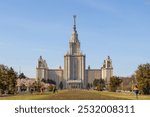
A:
[[48, 85, 54, 92]]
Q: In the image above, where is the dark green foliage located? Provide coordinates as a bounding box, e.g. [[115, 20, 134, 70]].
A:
[[135, 63, 150, 95], [93, 79, 99, 87], [59, 81, 63, 90], [93, 79, 105, 91], [0, 65, 17, 94], [41, 79, 56, 85], [48, 85, 54, 91], [109, 76, 122, 92], [47, 79, 56, 85], [18, 73, 26, 79], [41, 78, 46, 83], [36, 77, 42, 92]]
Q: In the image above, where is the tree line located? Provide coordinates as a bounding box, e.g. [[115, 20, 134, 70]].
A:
[[92, 64, 150, 95], [0, 63, 150, 95], [0, 64, 58, 94]]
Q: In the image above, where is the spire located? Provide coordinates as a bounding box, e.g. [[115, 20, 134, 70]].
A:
[[69, 15, 81, 55], [70, 15, 79, 43], [73, 15, 76, 31]]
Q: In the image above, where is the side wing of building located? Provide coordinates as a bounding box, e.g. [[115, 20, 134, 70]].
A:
[[86, 68, 102, 85], [48, 69, 63, 88]]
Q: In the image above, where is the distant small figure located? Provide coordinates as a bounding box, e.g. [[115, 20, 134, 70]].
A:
[[133, 85, 139, 99]]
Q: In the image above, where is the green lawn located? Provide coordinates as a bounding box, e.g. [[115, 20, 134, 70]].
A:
[[0, 90, 150, 100]]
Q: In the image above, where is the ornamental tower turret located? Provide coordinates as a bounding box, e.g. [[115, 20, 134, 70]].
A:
[[102, 56, 113, 83]]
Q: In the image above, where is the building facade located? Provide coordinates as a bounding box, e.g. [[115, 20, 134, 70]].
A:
[[36, 16, 113, 89]]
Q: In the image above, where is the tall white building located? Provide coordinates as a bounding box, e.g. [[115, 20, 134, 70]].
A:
[[36, 16, 113, 89]]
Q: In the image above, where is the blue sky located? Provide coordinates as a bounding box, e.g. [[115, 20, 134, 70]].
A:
[[0, 0, 150, 78]]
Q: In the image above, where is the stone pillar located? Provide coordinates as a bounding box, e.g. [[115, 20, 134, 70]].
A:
[[82, 55, 85, 88], [68, 56, 70, 80]]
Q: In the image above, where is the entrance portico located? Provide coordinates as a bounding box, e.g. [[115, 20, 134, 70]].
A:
[[67, 80, 82, 89]]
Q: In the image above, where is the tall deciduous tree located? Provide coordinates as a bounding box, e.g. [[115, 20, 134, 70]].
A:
[[109, 76, 122, 92], [135, 63, 150, 94]]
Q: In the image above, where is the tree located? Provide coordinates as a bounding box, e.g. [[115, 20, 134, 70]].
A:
[[18, 73, 26, 79], [36, 77, 41, 92], [7, 67, 17, 94], [93, 79, 105, 91], [24, 79, 36, 92], [41, 79, 56, 85], [0, 65, 7, 94], [93, 79, 100, 87], [48, 85, 54, 91], [135, 63, 150, 95], [35, 78, 56, 92], [47, 79, 56, 85], [99, 79, 105, 90], [0, 65, 17, 94], [59, 81, 63, 90], [109, 76, 122, 92], [41, 78, 46, 83]]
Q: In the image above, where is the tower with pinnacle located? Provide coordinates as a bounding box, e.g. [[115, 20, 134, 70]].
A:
[[36, 16, 113, 89], [64, 15, 86, 89], [101, 56, 113, 83]]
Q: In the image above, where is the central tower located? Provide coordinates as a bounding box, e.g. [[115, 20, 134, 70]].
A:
[[69, 15, 80, 55], [64, 16, 86, 89]]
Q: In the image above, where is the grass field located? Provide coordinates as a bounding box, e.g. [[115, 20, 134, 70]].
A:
[[0, 90, 150, 100]]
